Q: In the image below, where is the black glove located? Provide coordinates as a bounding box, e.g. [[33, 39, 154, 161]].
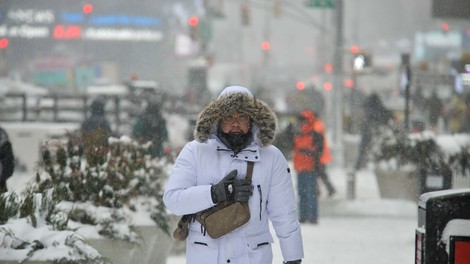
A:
[[283, 260, 302, 264], [211, 170, 253, 203], [232, 178, 253, 202], [211, 170, 238, 203]]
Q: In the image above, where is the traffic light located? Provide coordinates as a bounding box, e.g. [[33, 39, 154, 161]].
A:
[[296, 81, 305, 91], [261, 41, 270, 51], [324, 63, 333, 73], [188, 16, 199, 40], [83, 3, 93, 15], [241, 3, 250, 26], [350, 45, 360, 54], [323, 81, 332, 91], [0, 38, 8, 49], [441, 22, 449, 32]]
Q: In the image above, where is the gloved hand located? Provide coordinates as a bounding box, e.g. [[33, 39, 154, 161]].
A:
[[232, 178, 253, 202], [211, 170, 238, 203], [211, 170, 253, 203], [283, 260, 302, 264]]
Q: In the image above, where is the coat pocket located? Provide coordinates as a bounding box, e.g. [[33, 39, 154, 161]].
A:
[[246, 232, 274, 264], [186, 232, 218, 264], [246, 232, 274, 250]]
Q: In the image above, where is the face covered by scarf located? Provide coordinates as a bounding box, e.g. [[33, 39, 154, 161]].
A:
[[217, 128, 253, 154]]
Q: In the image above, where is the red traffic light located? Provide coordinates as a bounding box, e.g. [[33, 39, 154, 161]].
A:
[[343, 79, 355, 88], [0, 38, 8, 49], [350, 45, 360, 54], [296, 81, 305, 91], [323, 82, 332, 91], [441, 22, 449, 32], [188, 16, 199, 27], [324, 64, 333, 73], [83, 3, 93, 15], [261, 41, 271, 51]]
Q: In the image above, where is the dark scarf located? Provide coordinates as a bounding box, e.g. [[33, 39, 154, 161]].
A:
[[217, 128, 253, 154]]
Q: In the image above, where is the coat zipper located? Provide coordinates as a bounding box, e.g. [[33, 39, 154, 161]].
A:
[[257, 185, 262, 220]]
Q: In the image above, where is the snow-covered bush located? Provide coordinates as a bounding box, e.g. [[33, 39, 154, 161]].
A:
[[373, 128, 470, 175], [32, 133, 173, 241], [0, 189, 103, 263]]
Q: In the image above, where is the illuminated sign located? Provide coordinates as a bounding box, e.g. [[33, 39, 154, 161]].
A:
[[60, 12, 161, 27], [1, 8, 163, 42], [54, 25, 81, 39], [84, 27, 162, 41], [7, 9, 55, 24], [89, 15, 161, 27], [0, 25, 49, 39]]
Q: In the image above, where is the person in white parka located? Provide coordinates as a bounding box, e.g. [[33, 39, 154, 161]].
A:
[[163, 86, 304, 264]]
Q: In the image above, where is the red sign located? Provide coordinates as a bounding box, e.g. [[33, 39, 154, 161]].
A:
[[53, 25, 81, 39]]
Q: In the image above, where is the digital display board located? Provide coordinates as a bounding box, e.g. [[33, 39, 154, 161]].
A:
[[0, 0, 164, 42]]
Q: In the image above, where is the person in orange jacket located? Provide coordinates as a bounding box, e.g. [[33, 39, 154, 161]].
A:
[[293, 110, 334, 224]]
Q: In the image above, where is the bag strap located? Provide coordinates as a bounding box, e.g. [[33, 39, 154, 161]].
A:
[[246, 161, 254, 180]]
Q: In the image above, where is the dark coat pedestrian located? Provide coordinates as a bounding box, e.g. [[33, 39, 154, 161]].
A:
[[425, 91, 443, 132], [354, 93, 392, 171], [0, 127, 15, 192], [81, 99, 112, 166], [132, 102, 168, 157]]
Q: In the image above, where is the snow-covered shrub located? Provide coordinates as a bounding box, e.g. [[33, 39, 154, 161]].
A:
[[33, 133, 173, 241], [0, 189, 103, 263], [373, 128, 470, 174]]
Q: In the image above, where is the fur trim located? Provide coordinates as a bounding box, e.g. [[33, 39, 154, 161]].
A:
[[194, 92, 277, 147]]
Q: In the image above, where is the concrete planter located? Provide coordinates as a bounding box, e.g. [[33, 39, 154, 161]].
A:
[[375, 167, 418, 201], [86, 225, 173, 264], [86, 237, 135, 264], [131, 225, 173, 264]]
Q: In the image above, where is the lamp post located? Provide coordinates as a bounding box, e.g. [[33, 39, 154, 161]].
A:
[[332, 0, 344, 167]]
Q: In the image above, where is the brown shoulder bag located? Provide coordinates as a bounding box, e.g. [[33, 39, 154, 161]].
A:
[[172, 161, 254, 240]]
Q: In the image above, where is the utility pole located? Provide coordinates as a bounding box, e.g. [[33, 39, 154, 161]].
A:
[[332, 0, 351, 199], [332, 0, 344, 165]]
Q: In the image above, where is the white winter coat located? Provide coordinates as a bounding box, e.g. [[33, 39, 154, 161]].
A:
[[163, 86, 304, 264]]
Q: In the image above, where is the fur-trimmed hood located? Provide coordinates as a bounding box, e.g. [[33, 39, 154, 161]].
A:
[[194, 86, 277, 147]]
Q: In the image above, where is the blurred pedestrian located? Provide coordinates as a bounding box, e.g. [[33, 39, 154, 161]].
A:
[[425, 91, 443, 133], [446, 94, 466, 133], [354, 93, 392, 171], [273, 119, 296, 160], [164, 85, 304, 264], [0, 126, 15, 193], [293, 109, 329, 224], [81, 99, 112, 166], [133, 101, 168, 157]]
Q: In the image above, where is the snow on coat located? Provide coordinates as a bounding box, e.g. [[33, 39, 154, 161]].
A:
[[163, 86, 304, 264]]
